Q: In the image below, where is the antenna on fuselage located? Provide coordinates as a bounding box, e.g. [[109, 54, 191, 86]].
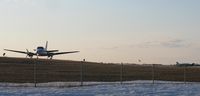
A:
[[45, 41, 48, 50]]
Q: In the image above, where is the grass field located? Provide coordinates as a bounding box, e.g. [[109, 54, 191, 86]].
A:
[[0, 57, 200, 83]]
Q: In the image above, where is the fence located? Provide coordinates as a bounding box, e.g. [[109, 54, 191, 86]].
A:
[[0, 58, 200, 87]]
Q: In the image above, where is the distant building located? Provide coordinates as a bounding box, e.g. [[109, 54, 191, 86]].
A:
[[176, 62, 200, 67]]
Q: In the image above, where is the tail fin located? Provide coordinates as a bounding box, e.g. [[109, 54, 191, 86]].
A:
[[45, 41, 48, 50]]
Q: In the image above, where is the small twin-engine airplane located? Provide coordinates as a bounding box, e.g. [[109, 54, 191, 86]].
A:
[[4, 41, 79, 59]]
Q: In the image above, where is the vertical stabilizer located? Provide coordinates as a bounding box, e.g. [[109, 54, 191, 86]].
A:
[[45, 41, 48, 50]]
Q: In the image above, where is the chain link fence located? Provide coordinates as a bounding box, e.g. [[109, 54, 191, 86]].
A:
[[0, 58, 200, 87]]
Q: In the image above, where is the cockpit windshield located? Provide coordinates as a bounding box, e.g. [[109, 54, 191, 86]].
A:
[[37, 47, 44, 49]]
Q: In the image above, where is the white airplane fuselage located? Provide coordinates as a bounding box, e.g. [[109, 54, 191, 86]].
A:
[[36, 47, 48, 56]]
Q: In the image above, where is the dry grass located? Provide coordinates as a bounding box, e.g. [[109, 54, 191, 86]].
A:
[[0, 57, 200, 83]]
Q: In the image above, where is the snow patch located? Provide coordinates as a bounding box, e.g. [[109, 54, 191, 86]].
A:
[[0, 81, 200, 96]]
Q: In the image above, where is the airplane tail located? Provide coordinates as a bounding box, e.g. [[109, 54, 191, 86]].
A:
[[45, 41, 48, 50]]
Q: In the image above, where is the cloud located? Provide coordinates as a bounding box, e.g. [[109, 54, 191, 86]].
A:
[[134, 39, 190, 48], [160, 39, 188, 48], [0, 0, 35, 6], [101, 46, 120, 50], [1, 0, 61, 8], [136, 41, 159, 48], [3, 0, 28, 3]]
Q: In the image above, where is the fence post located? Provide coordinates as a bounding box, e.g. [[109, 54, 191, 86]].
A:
[[184, 65, 186, 84], [34, 59, 37, 87], [80, 59, 85, 86], [152, 64, 155, 84], [120, 63, 123, 84]]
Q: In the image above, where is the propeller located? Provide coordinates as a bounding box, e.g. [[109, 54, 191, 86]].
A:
[[26, 49, 33, 58], [26, 49, 29, 52], [26, 49, 29, 58]]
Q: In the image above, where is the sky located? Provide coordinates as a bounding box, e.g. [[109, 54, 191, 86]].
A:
[[0, 0, 200, 64]]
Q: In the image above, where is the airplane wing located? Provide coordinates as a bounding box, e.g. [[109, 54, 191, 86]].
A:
[[47, 50, 59, 53], [4, 49, 28, 54], [4, 49, 36, 56], [50, 51, 80, 56]]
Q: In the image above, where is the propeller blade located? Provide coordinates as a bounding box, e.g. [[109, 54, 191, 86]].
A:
[[26, 49, 29, 53]]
